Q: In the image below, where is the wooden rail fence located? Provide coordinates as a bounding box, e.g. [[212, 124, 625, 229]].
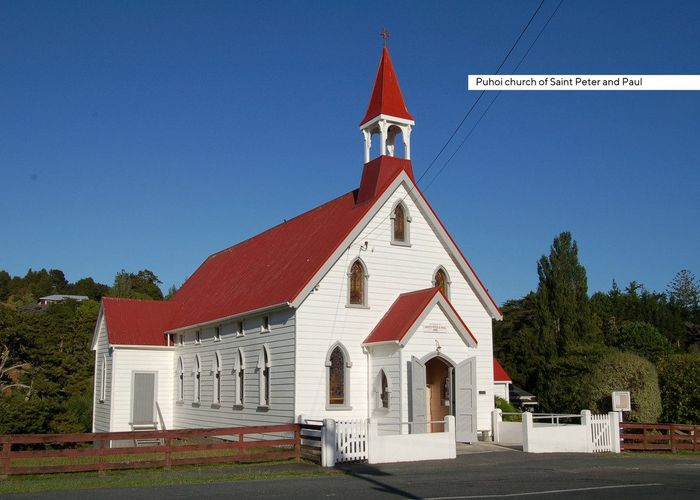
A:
[[0, 424, 301, 476], [620, 423, 700, 452]]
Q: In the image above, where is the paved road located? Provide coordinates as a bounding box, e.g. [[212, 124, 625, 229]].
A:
[[5, 447, 700, 499]]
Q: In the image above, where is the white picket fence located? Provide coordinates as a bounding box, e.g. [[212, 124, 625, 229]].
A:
[[334, 418, 368, 463]]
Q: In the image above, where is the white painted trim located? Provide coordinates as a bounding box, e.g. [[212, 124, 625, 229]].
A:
[[359, 114, 415, 129], [397, 294, 477, 349], [165, 302, 290, 334], [363, 340, 401, 347], [90, 306, 105, 351], [111, 344, 173, 351]]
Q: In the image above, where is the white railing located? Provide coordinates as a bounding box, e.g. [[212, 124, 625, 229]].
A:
[[491, 409, 621, 453]]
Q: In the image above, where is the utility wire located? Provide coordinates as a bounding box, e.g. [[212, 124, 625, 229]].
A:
[[422, 0, 565, 192], [414, 0, 546, 186]]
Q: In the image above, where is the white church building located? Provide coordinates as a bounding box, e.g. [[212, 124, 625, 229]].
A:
[[92, 46, 503, 443]]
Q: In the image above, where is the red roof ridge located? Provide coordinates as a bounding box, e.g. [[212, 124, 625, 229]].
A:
[[360, 46, 414, 126], [493, 357, 512, 382]]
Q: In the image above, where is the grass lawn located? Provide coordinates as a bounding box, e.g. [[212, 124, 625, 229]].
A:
[[0, 459, 341, 494]]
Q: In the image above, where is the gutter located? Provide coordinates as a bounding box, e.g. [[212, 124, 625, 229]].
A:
[[164, 302, 291, 334]]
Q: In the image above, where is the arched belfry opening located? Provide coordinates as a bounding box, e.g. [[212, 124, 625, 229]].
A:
[[360, 46, 414, 163]]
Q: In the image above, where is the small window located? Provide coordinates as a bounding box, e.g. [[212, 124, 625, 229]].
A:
[[177, 357, 184, 402], [234, 348, 245, 407], [236, 321, 244, 337], [261, 316, 270, 333], [391, 201, 410, 245], [213, 352, 222, 405], [326, 343, 351, 409], [195, 331, 201, 344], [214, 326, 221, 342], [193, 355, 201, 403], [433, 267, 450, 299], [99, 355, 107, 402], [178, 334, 184, 346], [348, 259, 368, 306], [258, 345, 271, 407]]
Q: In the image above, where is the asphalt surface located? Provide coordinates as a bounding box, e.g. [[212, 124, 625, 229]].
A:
[[4, 446, 700, 499]]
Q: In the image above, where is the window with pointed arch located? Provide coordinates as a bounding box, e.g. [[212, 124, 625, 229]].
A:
[[176, 357, 184, 402], [433, 267, 450, 299], [213, 352, 222, 406], [234, 348, 245, 407], [326, 343, 351, 409], [391, 201, 411, 245], [258, 345, 271, 407], [348, 259, 368, 306], [193, 355, 201, 404], [378, 369, 390, 409]]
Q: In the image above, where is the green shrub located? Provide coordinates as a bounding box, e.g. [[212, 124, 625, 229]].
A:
[[658, 353, 700, 424], [584, 351, 661, 422], [495, 396, 521, 421]]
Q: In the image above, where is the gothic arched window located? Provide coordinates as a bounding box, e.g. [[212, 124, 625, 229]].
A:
[[326, 343, 351, 408], [434, 267, 450, 298], [348, 259, 367, 306], [177, 357, 184, 402], [391, 201, 411, 245]]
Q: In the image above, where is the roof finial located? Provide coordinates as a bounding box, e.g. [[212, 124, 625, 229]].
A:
[[379, 28, 389, 46]]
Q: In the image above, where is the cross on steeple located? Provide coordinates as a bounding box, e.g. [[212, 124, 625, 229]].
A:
[[379, 28, 389, 46]]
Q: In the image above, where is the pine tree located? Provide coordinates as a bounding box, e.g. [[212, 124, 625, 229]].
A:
[[667, 269, 700, 312]]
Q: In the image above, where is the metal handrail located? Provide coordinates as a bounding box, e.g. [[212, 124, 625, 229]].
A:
[[377, 420, 447, 426]]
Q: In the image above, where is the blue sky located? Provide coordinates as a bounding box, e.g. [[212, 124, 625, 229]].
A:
[[1, 0, 699, 304]]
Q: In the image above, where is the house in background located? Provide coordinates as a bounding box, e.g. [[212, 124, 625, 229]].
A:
[[38, 294, 88, 305], [92, 46, 502, 443], [493, 358, 512, 403]]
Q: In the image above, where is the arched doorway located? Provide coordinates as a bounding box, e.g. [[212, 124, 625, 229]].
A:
[[425, 357, 453, 432]]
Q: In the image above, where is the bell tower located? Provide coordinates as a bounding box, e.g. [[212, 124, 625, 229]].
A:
[[359, 45, 414, 163]]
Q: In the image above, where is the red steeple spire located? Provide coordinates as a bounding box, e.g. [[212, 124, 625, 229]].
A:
[[360, 47, 414, 126]]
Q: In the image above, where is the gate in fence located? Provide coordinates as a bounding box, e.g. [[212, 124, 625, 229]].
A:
[[334, 418, 368, 463], [591, 413, 613, 452]]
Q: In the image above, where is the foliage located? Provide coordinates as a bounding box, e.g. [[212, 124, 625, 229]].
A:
[[495, 396, 521, 421], [535, 231, 598, 359], [610, 321, 673, 363], [584, 351, 662, 423], [667, 269, 700, 312], [109, 269, 164, 300], [657, 354, 700, 424]]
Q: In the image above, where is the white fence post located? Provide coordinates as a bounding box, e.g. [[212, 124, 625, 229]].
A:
[[581, 410, 592, 453], [522, 411, 533, 452], [445, 415, 456, 458], [491, 409, 502, 443], [367, 418, 378, 464], [321, 418, 336, 467], [608, 411, 621, 453]]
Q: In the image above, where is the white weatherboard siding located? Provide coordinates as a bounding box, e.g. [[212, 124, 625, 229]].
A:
[[172, 309, 295, 429], [494, 382, 510, 402], [92, 316, 112, 432], [295, 183, 495, 430], [368, 343, 401, 434], [400, 304, 493, 431], [110, 348, 174, 432]]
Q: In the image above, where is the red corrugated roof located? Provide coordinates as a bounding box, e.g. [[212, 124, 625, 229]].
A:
[[363, 287, 477, 346], [102, 297, 175, 346], [493, 357, 512, 382], [360, 47, 414, 126]]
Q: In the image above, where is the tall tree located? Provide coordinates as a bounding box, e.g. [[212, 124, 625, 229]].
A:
[[535, 232, 595, 359], [667, 269, 700, 312]]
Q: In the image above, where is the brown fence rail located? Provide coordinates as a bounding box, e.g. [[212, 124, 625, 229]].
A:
[[0, 424, 301, 476], [620, 423, 700, 452]]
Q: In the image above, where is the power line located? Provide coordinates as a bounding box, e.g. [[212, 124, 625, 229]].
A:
[[423, 0, 565, 193], [414, 0, 546, 186]]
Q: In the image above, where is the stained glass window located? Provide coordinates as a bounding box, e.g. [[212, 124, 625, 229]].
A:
[[435, 269, 448, 297], [329, 347, 345, 405], [393, 204, 405, 241], [349, 260, 365, 305]]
